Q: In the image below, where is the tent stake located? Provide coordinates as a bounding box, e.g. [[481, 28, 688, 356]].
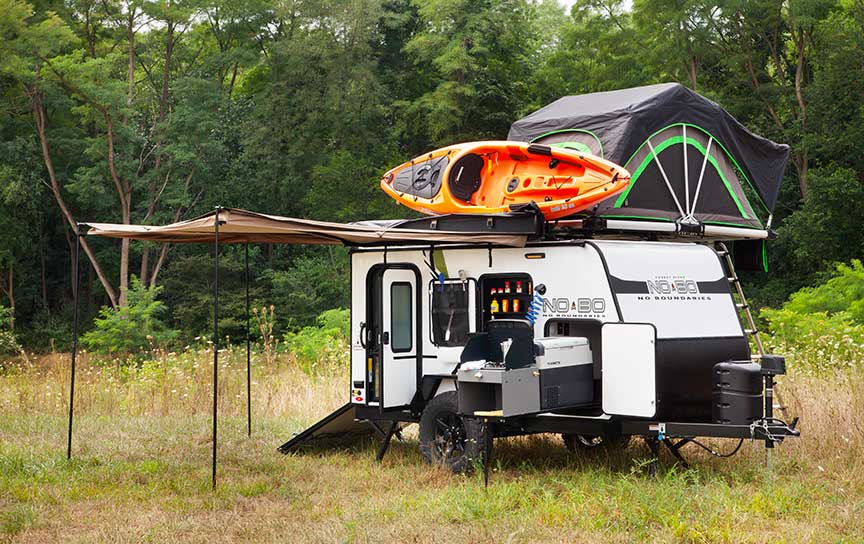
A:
[[245, 242, 251, 437], [67, 224, 82, 460], [212, 207, 221, 489]]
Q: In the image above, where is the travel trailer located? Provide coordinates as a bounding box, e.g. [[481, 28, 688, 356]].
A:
[[279, 83, 801, 474], [277, 211, 798, 475]]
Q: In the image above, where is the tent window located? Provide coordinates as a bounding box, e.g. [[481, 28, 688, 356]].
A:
[[431, 283, 470, 347], [390, 283, 413, 352]]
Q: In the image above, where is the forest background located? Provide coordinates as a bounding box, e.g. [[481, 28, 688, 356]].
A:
[[1, 0, 863, 350]]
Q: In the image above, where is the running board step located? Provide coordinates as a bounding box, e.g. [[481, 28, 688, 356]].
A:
[[278, 403, 377, 454]]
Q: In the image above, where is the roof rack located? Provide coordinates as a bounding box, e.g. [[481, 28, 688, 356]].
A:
[[373, 210, 772, 242], [551, 217, 772, 241]]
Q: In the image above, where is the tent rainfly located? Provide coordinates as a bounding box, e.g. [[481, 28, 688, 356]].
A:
[[508, 83, 790, 229], [67, 207, 532, 488]]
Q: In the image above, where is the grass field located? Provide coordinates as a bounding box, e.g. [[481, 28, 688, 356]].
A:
[[1, 346, 863, 543]]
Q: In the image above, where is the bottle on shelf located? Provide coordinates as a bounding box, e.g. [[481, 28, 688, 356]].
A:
[[513, 299, 520, 312], [516, 281, 523, 294], [502, 299, 509, 313], [504, 281, 511, 293], [490, 298, 499, 314]]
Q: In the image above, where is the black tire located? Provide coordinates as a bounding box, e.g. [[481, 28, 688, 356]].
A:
[[418, 391, 485, 473], [562, 432, 630, 453]]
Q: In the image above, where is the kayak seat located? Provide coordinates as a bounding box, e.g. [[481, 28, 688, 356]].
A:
[[448, 153, 485, 202]]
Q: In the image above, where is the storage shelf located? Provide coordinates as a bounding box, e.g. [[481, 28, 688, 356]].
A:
[[489, 312, 528, 318]]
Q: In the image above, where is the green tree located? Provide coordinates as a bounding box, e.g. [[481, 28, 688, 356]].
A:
[[529, 0, 650, 108], [774, 167, 864, 280], [404, 0, 538, 145], [82, 276, 177, 356]]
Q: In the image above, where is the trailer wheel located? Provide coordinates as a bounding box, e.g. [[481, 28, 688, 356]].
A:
[[562, 433, 630, 452], [419, 391, 484, 473]]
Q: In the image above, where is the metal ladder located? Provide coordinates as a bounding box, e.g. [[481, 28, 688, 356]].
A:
[[715, 242, 788, 418]]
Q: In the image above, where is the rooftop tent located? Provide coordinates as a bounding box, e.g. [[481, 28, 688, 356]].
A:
[[508, 83, 790, 229]]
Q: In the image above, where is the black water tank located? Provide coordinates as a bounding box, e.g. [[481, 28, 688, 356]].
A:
[[712, 361, 762, 425]]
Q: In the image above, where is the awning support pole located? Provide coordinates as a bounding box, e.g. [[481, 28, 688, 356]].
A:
[[245, 242, 251, 437], [66, 224, 82, 460], [212, 207, 221, 489]]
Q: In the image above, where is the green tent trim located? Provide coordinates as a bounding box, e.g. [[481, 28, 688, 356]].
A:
[[613, 133, 749, 219], [551, 141, 592, 154], [530, 128, 604, 158], [617, 123, 769, 215]]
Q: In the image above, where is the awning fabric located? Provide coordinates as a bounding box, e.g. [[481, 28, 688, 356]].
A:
[[83, 208, 529, 247]]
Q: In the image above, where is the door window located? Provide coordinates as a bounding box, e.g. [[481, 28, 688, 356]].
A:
[[390, 282, 413, 352], [431, 282, 471, 346]]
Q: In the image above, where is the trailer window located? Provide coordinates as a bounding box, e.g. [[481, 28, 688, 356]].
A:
[[431, 282, 471, 346], [390, 282, 413, 352]]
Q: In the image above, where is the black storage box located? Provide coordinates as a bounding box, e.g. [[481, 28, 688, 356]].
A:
[[540, 364, 593, 410], [712, 361, 762, 425]]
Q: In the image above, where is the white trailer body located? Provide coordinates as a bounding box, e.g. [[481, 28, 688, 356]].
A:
[[349, 240, 745, 421], [281, 236, 796, 468]]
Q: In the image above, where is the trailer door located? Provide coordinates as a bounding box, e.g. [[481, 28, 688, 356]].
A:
[[378, 267, 421, 410]]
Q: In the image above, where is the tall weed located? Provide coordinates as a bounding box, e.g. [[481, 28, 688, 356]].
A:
[[283, 308, 349, 377]]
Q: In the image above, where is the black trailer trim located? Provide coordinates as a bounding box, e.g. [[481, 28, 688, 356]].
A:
[[583, 241, 624, 321]]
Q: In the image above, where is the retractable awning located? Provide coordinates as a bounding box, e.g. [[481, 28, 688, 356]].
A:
[[68, 206, 533, 488], [84, 207, 531, 247]]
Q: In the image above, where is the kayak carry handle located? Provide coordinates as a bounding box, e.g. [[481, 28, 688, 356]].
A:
[[527, 144, 552, 156]]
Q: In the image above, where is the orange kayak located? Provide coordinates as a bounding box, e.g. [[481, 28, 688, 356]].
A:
[[380, 141, 630, 220]]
